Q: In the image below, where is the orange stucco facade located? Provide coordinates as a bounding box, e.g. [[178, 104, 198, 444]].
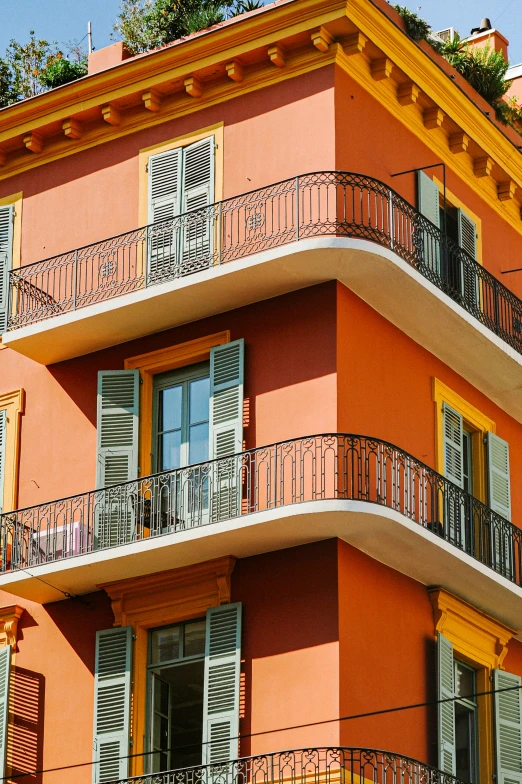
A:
[[1, 0, 522, 782]]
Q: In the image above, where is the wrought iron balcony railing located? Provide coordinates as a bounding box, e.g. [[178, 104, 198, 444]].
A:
[[7, 172, 522, 355], [1, 434, 520, 585], [107, 747, 467, 784]]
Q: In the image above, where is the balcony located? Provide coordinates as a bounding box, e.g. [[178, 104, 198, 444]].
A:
[[106, 748, 466, 784], [4, 175, 522, 420], [2, 433, 522, 628]]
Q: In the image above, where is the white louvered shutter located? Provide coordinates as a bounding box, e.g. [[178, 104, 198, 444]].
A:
[[457, 209, 479, 307], [494, 669, 522, 784], [0, 410, 6, 516], [202, 603, 242, 765], [96, 371, 139, 488], [417, 170, 441, 275], [93, 627, 132, 784], [181, 137, 215, 269], [0, 645, 11, 779], [442, 403, 464, 546], [148, 147, 183, 281], [487, 433, 513, 578], [437, 633, 456, 775], [0, 205, 14, 334], [209, 340, 244, 522]]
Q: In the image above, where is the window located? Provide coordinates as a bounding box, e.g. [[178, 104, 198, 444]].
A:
[[0, 205, 14, 334], [152, 362, 210, 472], [148, 619, 206, 772], [454, 660, 478, 783]]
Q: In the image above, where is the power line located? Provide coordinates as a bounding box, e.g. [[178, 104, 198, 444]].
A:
[[2, 681, 520, 781]]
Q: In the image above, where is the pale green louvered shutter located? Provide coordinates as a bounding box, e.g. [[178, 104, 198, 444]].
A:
[[148, 147, 183, 280], [181, 137, 215, 268], [442, 404, 464, 488], [0, 410, 6, 516], [494, 669, 522, 784], [202, 603, 242, 765], [457, 209, 479, 307], [0, 205, 14, 334], [96, 371, 139, 488], [487, 433, 513, 577], [437, 633, 456, 775], [0, 645, 11, 779], [209, 340, 244, 522], [93, 627, 132, 784], [417, 170, 440, 275]]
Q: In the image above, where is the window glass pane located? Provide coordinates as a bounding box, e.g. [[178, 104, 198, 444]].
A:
[[151, 626, 180, 664], [455, 661, 475, 700], [189, 422, 209, 465], [161, 430, 182, 471], [158, 659, 204, 770], [455, 702, 476, 783], [184, 620, 206, 658], [160, 385, 183, 432], [189, 377, 210, 424]]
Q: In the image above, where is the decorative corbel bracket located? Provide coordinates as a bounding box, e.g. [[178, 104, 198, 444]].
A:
[[0, 605, 24, 651]]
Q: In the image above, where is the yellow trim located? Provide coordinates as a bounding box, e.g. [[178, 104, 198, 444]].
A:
[[124, 331, 230, 476], [433, 176, 483, 267], [100, 556, 236, 777], [0, 389, 24, 513], [138, 122, 224, 227], [0, 192, 22, 270], [432, 378, 495, 503], [429, 588, 515, 784]]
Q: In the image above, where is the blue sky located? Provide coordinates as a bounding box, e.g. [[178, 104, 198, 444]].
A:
[[0, 0, 520, 65]]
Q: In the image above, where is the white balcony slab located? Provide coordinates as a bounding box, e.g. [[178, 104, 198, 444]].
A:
[[1, 499, 522, 639], [5, 238, 522, 424]]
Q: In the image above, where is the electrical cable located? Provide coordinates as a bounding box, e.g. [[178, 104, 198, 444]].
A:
[[2, 681, 520, 781]]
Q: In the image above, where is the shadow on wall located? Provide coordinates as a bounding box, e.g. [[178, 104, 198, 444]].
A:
[[6, 666, 45, 784]]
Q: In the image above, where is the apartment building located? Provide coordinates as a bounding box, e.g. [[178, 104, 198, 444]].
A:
[[0, 1, 521, 783]]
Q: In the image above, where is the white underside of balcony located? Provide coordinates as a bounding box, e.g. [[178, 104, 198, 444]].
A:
[[5, 238, 522, 423], [2, 500, 522, 638]]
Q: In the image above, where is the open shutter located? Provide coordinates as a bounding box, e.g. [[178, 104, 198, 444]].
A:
[[0, 411, 6, 516], [93, 627, 132, 784], [437, 633, 456, 775], [148, 147, 183, 282], [209, 341, 244, 522], [202, 603, 242, 765], [0, 645, 11, 779], [487, 433, 513, 577], [457, 209, 479, 307], [442, 403, 464, 546], [494, 669, 522, 784], [181, 137, 215, 270], [417, 170, 440, 275], [0, 205, 14, 334]]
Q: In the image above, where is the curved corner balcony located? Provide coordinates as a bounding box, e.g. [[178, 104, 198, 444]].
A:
[[109, 748, 467, 784], [5, 173, 522, 420], [1, 433, 521, 631]]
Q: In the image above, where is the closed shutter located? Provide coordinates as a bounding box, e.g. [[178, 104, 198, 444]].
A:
[[493, 669, 522, 784], [93, 627, 132, 784], [417, 170, 440, 275], [0, 205, 14, 334], [202, 603, 242, 765], [181, 137, 214, 269], [209, 341, 244, 522], [457, 209, 479, 308], [437, 633, 456, 776], [487, 432, 513, 578], [0, 410, 6, 516], [96, 371, 139, 549], [442, 403, 464, 546], [0, 645, 11, 779], [148, 147, 182, 281]]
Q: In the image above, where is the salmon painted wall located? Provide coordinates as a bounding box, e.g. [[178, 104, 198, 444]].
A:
[[333, 66, 522, 300], [232, 540, 340, 756], [338, 540, 436, 763], [336, 282, 522, 521], [0, 68, 334, 265], [0, 283, 336, 511], [4, 589, 114, 784]]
